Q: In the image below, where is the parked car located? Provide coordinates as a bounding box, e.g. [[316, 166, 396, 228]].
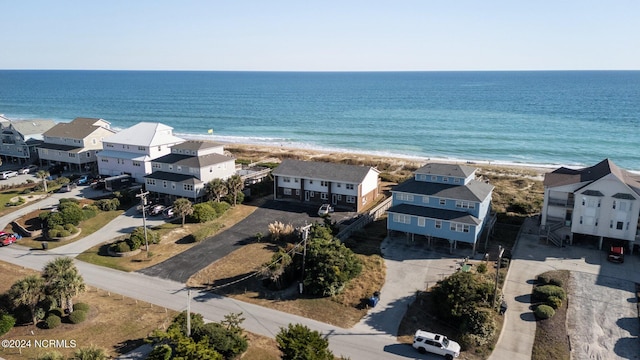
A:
[[412, 330, 460, 359], [150, 204, 166, 216], [163, 206, 175, 219], [19, 165, 38, 174], [58, 183, 77, 193], [75, 175, 92, 185], [317, 203, 334, 216], [48, 164, 64, 176], [0, 170, 18, 180], [608, 245, 624, 263], [0, 232, 17, 246]]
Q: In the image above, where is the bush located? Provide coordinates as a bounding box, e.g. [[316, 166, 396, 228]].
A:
[[534, 304, 555, 319], [0, 313, 16, 336], [169, 311, 204, 335], [210, 201, 230, 216], [194, 322, 248, 359], [127, 227, 159, 250], [147, 344, 172, 360], [190, 203, 217, 223], [64, 223, 78, 233], [72, 345, 107, 360], [95, 198, 119, 211], [536, 273, 551, 285], [547, 296, 563, 309], [549, 277, 564, 287], [68, 309, 87, 324], [73, 302, 90, 312], [276, 323, 333, 360], [36, 351, 64, 360], [112, 241, 131, 253], [82, 205, 99, 219], [532, 285, 566, 302], [59, 202, 84, 225], [476, 262, 487, 274], [45, 314, 61, 329]]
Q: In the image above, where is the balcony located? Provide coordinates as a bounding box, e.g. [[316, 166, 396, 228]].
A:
[[547, 198, 569, 207]]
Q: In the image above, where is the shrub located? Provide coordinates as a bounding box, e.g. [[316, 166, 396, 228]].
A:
[[537, 274, 551, 285], [461, 306, 496, 339], [194, 322, 248, 359], [169, 311, 204, 335], [45, 212, 65, 229], [210, 201, 230, 217], [72, 345, 107, 360], [534, 304, 555, 319], [0, 313, 16, 336], [112, 241, 131, 253], [45, 314, 61, 329], [276, 323, 333, 360], [532, 285, 566, 302], [549, 277, 564, 287], [95, 198, 119, 211], [190, 203, 217, 223], [64, 223, 78, 233], [127, 227, 159, 250], [82, 205, 99, 219], [547, 296, 563, 309], [73, 302, 90, 312], [68, 309, 87, 324], [60, 203, 84, 225], [147, 344, 172, 360], [476, 262, 488, 274], [36, 351, 64, 360]]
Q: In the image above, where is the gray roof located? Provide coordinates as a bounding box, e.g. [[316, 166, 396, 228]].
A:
[[544, 159, 640, 196], [43, 117, 114, 139], [272, 159, 377, 183], [388, 203, 481, 225], [415, 163, 477, 178], [5, 119, 56, 135], [153, 153, 234, 168], [392, 178, 493, 202], [172, 140, 224, 151], [144, 171, 202, 185]]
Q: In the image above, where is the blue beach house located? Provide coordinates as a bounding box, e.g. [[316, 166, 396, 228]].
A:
[[387, 163, 494, 254]]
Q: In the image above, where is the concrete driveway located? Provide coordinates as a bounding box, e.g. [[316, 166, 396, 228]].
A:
[[138, 200, 355, 283]]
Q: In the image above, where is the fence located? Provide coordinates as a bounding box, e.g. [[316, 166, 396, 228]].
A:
[[336, 197, 392, 240]]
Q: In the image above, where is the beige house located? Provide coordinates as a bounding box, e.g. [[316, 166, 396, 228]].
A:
[[37, 117, 116, 173]]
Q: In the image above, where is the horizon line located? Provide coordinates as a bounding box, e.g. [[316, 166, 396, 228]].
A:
[[1, 68, 640, 73]]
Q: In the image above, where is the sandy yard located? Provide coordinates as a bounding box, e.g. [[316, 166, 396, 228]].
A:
[[567, 272, 640, 360]]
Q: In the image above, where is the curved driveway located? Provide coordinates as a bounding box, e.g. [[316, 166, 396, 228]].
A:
[[138, 200, 325, 282]]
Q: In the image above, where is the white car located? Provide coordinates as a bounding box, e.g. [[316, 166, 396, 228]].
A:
[[317, 203, 334, 216], [412, 330, 460, 359], [18, 165, 38, 174], [0, 171, 18, 180]]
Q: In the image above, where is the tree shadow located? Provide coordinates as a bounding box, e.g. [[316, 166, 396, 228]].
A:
[[519, 311, 537, 322], [114, 338, 146, 355], [515, 294, 531, 303]]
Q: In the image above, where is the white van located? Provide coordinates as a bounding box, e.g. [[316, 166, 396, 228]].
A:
[[412, 330, 460, 359]]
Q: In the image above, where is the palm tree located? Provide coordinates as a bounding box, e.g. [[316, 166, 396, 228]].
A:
[[226, 175, 244, 206], [36, 169, 50, 193], [9, 275, 45, 325], [43, 257, 86, 313], [205, 178, 228, 202], [173, 198, 193, 227]]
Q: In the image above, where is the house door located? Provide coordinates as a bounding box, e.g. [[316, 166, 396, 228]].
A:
[[305, 191, 310, 201], [332, 194, 338, 205]]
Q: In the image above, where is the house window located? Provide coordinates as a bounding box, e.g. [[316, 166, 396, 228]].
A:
[[431, 176, 437, 181], [435, 220, 442, 229], [443, 177, 449, 182], [321, 192, 328, 200], [101, 159, 108, 163], [579, 216, 583, 224], [450, 223, 470, 233], [171, 182, 176, 189], [133, 161, 141, 167], [346, 184, 354, 190], [337, 183, 341, 188], [117, 159, 124, 164], [283, 177, 291, 183], [106, 144, 114, 148], [454, 178, 460, 183], [163, 181, 167, 188], [146, 179, 156, 186], [294, 178, 299, 183], [309, 180, 313, 184], [616, 221, 623, 230], [86, 152, 91, 158], [295, 189, 300, 195], [183, 184, 193, 191], [423, 196, 429, 203], [397, 193, 414, 201], [418, 218, 425, 227], [439, 199, 446, 206], [321, 181, 328, 187], [138, 146, 146, 151], [283, 188, 292, 195], [177, 166, 182, 172], [337, 194, 342, 200], [68, 153, 76, 158], [152, 163, 161, 169], [158, 146, 161, 151], [309, 191, 314, 197], [612, 201, 616, 209], [362, 197, 367, 205], [168, 165, 173, 171], [393, 214, 411, 224], [92, 138, 97, 145], [346, 196, 356, 203], [609, 220, 613, 229]]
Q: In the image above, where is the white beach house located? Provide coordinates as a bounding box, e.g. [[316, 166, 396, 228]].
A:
[[97, 122, 185, 183]]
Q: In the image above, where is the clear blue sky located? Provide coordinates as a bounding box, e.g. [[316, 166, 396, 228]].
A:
[[2, 0, 638, 71]]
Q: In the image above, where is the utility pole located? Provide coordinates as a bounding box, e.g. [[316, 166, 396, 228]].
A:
[[136, 190, 150, 255], [298, 223, 311, 294], [186, 289, 191, 337], [494, 245, 505, 311]]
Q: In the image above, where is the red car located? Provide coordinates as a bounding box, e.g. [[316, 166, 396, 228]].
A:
[[0, 232, 17, 246], [608, 246, 624, 263]]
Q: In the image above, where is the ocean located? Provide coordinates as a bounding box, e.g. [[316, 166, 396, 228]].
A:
[[1, 70, 638, 171]]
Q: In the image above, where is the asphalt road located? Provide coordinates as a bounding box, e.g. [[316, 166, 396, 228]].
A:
[[138, 200, 352, 282]]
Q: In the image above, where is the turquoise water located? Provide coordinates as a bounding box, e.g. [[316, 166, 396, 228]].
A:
[[0, 70, 638, 170]]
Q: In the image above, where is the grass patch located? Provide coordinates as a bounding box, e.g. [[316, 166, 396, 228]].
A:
[[532, 270, 570, 360], [0, 260, 281, 360], [77, 204, 258, 272], [188, 219, 387, 328]]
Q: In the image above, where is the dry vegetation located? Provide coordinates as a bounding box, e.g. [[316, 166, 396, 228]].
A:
[[188, 219, 388, 328], [531, 270, 570, 360]]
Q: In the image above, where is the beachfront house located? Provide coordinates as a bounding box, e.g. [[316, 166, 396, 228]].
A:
[[0, 117, 56, 165], [272, 159, 380, 212], [144, 140, 236, 202], [37, 117, 115, 173], [540, 159, 640, 253], [386, 163, 494, 253], [96, 122, 185, 183]]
